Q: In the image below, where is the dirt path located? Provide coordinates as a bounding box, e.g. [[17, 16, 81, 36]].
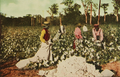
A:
[[0, 60, 56, 77], [101, 61, 120, 76], [0, 60, 120, 77]]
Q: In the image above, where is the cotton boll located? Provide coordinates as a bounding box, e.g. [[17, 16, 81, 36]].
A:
[[109, 42, 113, 46], [83, 25, 88, 32], [38, 70, 45, 75], [117, 46, 120, 50], [61, 55, 65, 60], [92, 38, 95, 41], [54, 56, 58, 62], [91, 48, 94, 52], [111, 34, 114, 36], [97, 43, 101, 46], [109, 47, 114, 51]]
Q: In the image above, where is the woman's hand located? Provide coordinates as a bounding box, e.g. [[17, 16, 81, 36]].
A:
[[45, 41, 49, 45]]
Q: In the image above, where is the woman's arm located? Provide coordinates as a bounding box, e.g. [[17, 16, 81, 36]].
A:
[[40, 29, 46, 43], [92, 28, 96, 40], [100, 29, 103, 42]]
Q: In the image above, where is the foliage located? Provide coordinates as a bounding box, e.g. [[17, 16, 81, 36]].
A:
[[49, 3, 59, 15], [101, 3, 109, 14], [1, 24, 120, 70]]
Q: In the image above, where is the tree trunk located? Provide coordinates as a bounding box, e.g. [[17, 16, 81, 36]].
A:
[[41, 16, 42, 26], [116, 9, 119, 22], [31, 17, 34, 26], [85, 12, 87, 24], [104, 14, 106, 22], [0, 19, 1, 51], [90, 3, 92, 25], [81, 1, 88, 24], [60, 17, 62, 26], [98, 0, 101, 25]]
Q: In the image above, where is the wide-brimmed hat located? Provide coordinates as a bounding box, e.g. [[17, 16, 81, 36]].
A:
[[77, 23, 82, 27], [42, 21, 49, 26], [94, 24, 99, 27]]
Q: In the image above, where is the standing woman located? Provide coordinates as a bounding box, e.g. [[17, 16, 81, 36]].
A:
[[35, 21, 52, 60], [73, 23, 83, 49], [16, 21, 53, 69]]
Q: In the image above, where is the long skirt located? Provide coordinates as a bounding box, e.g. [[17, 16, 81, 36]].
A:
[[16, 42, 52, 69]]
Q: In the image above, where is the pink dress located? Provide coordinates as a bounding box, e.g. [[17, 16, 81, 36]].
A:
[[74, 27, 82, 39], [73, 27, 82, 49]]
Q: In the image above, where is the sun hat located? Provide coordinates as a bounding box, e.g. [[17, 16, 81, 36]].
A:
[[77, 23, 82, 27], [42, 21, 49, 26]]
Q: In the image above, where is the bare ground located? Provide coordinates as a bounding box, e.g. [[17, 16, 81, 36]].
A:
[[0, 60, 120, 77]]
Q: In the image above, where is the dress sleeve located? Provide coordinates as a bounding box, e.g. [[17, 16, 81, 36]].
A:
[[40, 29, 46, 43], [92, 28, 96, 40], [100, 29, 103, 41]]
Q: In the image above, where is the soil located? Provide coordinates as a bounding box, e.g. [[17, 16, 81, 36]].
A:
[[101, 61, 120, 77], [0, 60, 120, 77], [0, 60, 56, 77]]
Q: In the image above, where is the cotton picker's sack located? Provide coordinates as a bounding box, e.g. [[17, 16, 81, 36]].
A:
[[16, 59, 30, 69]]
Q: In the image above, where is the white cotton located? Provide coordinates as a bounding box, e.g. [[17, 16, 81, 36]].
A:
[[60, 25, 64, 33], [101, 69, 114, 77], [92, 38, 95, 41], [117, 46, 120, 50], [83, 25, 88, 32], [53, 31, 61, 42], [38, 70, 46, 75], [111, 34, 114, 36]]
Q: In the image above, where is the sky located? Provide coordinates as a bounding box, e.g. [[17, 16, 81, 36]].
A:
[[0, 0, 116, 18]]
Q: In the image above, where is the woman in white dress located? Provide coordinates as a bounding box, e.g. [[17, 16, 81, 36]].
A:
[[16, 21, 52, 69]]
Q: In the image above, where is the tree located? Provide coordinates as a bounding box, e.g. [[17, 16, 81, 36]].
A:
[[101, 3, 109, 22], [97, 0, 101, 25], [48, 3, 58, 20], [88, 1, 98, 25], [61, 0, 73, 8], [61, 0, 81, 24], [112, 0, 120, 22], [81, 0, 91, 24], [61, 0, 74, 14]]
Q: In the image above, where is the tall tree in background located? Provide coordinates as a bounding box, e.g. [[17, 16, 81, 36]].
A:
[[61, 0, 81, 24], [48, 3, 59, 20], [81, 0, 91, 24], [88, 1, 98, 25], [97, 0, 101, 25], [101, 3, 109, 22], [112, 0, 120, 22], [61, 0, 74, 14]]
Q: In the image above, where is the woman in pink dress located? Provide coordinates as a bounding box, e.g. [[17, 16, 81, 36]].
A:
[[73, 23, 82, 49]]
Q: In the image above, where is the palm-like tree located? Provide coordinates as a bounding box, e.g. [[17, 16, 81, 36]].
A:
[[61, 0, 73, 8], [88, 1, 98, 25], [101, 3, 109, 22], [98, 0, 101, 25], [49, 3, 59, 20], [61, 0, 74, 14], [112, 0, 120, 22], [81, 0, 91, 24]]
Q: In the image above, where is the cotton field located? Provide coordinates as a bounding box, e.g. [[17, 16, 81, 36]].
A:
[[1, 24, 120, 71]]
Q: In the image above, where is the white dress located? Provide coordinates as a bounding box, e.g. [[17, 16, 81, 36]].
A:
[[16, 39, 52, 69]]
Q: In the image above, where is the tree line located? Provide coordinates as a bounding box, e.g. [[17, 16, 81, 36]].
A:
[[0, 0, 120, 26]]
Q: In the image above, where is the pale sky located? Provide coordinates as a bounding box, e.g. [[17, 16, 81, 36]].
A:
[[0, 0, 115, 18]]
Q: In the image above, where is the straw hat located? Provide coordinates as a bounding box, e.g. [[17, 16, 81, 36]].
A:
[[77, 23, 82, 27], [42, 21, 49, 26]]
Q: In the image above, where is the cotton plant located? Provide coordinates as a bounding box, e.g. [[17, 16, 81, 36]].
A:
[[1, 24, 120, 70]]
